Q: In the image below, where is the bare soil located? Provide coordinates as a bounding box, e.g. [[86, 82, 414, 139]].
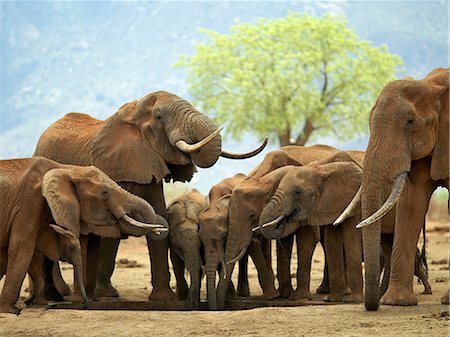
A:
[[0, 221, 448, 337]]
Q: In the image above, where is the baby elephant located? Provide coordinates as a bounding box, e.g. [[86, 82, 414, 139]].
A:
[[0, 157, 167, 314], [167, 189, 206, 309], [25, 224, 88, 307]]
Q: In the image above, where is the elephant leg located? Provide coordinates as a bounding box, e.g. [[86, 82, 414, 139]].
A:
[[289, 226, 317, 301], [323, 225, 346, 302], [25, 251, 46, 306], [0, 247, 7, 280], [316, 230, 330, 294], [170, 249, 188, 301], [381, 160, 435, 306], [441, 287, 449, 305], [380, 234, 393, 298], [248, 238, 279, 299], [414, 248, 432, 294], [95, 237, 120, 298], [86, 235, 101, 298], [237, 252, 250, 297], [276, 235, 294, 298], [147, 236, 176, 301], [0, 231, 37, 314], [342, 220, 363, 302], [43, 258, 63, 302], [53, 262, 70, 296]]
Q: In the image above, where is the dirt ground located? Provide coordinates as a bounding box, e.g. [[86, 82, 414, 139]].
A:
[[0, 221, 448, 337]]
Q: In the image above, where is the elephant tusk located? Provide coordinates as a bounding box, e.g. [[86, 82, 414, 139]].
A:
[[122, 214, 167, 229], [333, 186, 362, 225], [175, 128, 223, 153], [356, 172, 407, 229], [226, 246, 248, 266], [220, 137, 268, 159], [221, 259, 227, 279], [252, 225, 261, 232], [259, 214, 286, 230]]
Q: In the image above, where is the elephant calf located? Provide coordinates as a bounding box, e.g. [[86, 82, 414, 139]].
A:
[[0, 157, 167, 314], [167, 189, 206, 309]]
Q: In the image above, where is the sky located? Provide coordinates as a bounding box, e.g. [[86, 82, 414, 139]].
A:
[[1, 0, 448, 193]]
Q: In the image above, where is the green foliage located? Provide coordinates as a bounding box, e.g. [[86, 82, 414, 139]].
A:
[[177, 12, 404, 146]]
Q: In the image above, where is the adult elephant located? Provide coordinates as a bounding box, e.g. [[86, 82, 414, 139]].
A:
[[217, 145, 359, 309], [338, 68, 449, 310], [258, 157, 364, 302], [34, 91, 266, 300], [0, 157, 164, 314]]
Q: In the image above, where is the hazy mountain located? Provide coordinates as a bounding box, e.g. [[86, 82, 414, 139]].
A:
[[1, 1, 447, 193]]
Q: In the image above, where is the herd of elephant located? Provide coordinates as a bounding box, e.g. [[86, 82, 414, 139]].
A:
[[0, 67, 448, 314]]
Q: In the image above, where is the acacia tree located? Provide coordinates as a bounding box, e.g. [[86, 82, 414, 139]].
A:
[[177, 13, 403, 146]]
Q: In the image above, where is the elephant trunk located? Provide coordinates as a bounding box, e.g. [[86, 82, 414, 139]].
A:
[[184, 246, 202, 309], [204, 249, 223, 310], [74, 263, 89, 309], [360, 135, 410, 311], [110, 187, 169, 240], [170, 100, 222, 168]]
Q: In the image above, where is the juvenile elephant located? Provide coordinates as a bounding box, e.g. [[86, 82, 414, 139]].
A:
[[167, 189, 206, 309], [338, 68, 449, 310], [24, 225, 88, 307], [258, 159, 364, 302], [217, 145, 355, 309], [0, 157, 165, 314], [34, 90, 266, 300], [199, 173, 278, 310]]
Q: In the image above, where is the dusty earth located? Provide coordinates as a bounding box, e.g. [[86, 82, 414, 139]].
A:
[[0, 221, 448, 337]]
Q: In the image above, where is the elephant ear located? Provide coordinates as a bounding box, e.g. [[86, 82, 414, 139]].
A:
[[185, 199, 202, 223], [91, 101, 170, 184], [41, 169, 81, 237], [308, 162, 362, 226], [427, 68, 449, 180]]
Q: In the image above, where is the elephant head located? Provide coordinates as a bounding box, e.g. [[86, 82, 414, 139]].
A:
[[337, 68, 449, 310], [167, 190, 204, 309], [89, 91, 268, 184], [198, 195, 231, 310], [41, 165, 168, 240], [258, 162, 362, 240]]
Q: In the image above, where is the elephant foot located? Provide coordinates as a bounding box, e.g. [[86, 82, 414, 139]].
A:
[[278, 285, 294, 298], [316, 284, 330, 294], [343, 293, 363, 303], [323, 292, 345, 302], [289, 289, 312, 301], [94, 284, 120, 298], [262, 288, 280, 300], [380, 287, 418, 306], [148, 287, 177, 301], [0, 302, 20, 315], [236, 285, 250, 298], [441, 292, 449, 305], [422, 287, 432, 295]]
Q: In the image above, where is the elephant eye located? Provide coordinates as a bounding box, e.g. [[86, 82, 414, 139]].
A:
[[294, 189, 302, 196], [100, 189, 110, 199]]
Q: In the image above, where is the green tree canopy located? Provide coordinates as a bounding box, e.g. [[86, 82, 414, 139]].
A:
[[177, 12, 403, 146]]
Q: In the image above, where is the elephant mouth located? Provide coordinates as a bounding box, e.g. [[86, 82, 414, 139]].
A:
[[255, 208, 299, 234]]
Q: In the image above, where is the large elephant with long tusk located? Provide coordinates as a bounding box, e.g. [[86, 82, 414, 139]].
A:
[[335, 68, 449, 311], [34, 90, 267, 301]]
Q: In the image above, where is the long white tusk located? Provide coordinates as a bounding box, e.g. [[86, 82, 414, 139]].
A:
[[220, 137, 268, 159], [356, 172, 407, 229], [175, 128, 223, 153], [122, 214, 166, 229], [226, 246, 248, 266], [333, 186, 362, 225], [259, 214, 286, 230]]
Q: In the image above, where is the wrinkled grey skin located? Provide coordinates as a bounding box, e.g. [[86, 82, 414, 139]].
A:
[[168, 189, 205, 309]]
